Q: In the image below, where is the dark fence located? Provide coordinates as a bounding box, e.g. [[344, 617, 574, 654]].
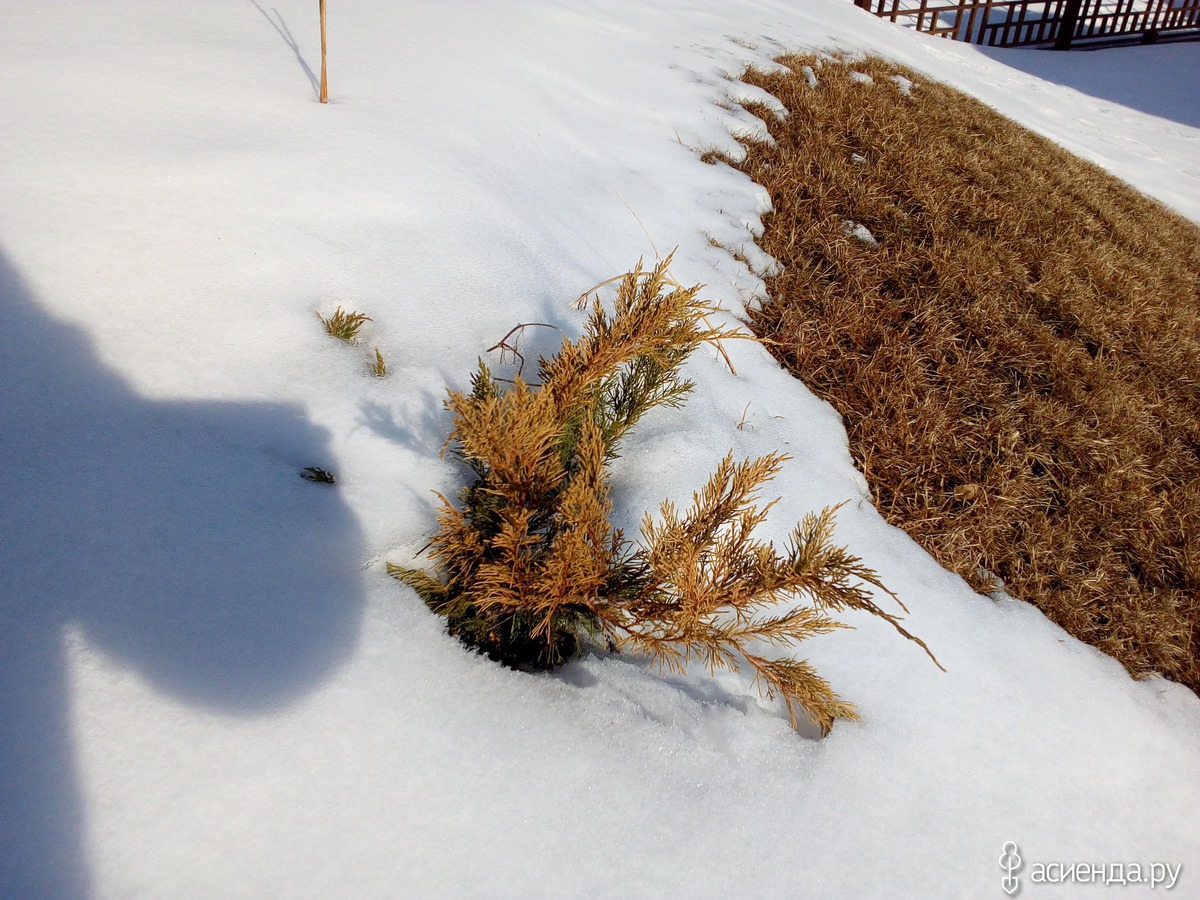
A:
[[854, 0, 1200, 48]]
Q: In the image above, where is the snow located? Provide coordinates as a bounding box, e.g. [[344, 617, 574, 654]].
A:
[[1, 0, 1198, 896], [842, 220, 881, 247], [978, 42, 1200, 129]]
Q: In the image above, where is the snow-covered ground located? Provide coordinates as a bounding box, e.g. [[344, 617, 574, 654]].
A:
[[2, 1, 1198, 896]]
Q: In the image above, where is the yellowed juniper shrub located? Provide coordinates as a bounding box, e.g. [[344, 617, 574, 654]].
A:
[[392, 260, 937, 731]]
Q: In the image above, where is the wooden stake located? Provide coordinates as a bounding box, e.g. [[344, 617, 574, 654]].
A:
[[319, 0, 328, 103]]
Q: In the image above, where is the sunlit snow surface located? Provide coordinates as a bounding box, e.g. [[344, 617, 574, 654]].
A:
[[1, 1, 1198, 896]]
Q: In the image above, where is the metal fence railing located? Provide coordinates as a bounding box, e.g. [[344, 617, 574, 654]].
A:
[[853, 0, 1200, 48]]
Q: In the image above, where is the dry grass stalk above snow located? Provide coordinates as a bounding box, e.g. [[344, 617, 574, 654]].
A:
[[721, 53, 1200, 694], [391, 259, 938, 733]]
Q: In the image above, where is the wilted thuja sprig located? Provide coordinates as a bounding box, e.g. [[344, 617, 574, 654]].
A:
[[371, 347, 388, 377], [390, 258, 938, 732], [318, 306, 371, 342]]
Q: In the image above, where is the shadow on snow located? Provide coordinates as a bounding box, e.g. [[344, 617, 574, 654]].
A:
[[979, 43, 1200, 130], [0, 246, 365, 896]]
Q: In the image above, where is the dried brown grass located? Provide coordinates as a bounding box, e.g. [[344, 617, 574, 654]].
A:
[[723, 53, 1200, 694]]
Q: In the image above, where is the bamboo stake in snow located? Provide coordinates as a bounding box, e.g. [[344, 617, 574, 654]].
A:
[[319, 0, 328, 103]]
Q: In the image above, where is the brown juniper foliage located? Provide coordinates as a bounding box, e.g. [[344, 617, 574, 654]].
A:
[[317, 306, 371, 342], [391, 259, 938, 732], [720, 53, 1200, 693], [371, 347, 388, 377]]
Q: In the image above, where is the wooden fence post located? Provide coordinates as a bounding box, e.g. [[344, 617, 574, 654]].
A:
[[1054, 0, 1084, 49]]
